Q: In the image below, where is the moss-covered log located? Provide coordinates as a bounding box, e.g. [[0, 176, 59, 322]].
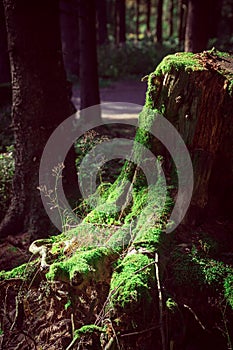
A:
[[0, 50, 233, 350]]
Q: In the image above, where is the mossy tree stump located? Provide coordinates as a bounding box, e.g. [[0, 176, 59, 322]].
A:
[[145, 50, 233, 224], [0, 50, 233, 350]]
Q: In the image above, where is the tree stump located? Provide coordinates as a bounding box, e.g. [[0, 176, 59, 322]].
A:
[[146, 49, 233, 225]]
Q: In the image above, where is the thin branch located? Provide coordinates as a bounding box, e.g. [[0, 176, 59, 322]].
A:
[[183, 304, 206, 331], [154, 252, 166, 350], [121, 324, 160, 337]]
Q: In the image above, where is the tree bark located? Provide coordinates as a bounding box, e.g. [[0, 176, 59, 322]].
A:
[[148, 51, 233, 223], [78, 0, 101, 122], [184, 0, 212, 52], [0, 0, 78, 239]]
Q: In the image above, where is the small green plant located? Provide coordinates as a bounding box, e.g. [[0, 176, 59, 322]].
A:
[[166, 297, 178, 313]]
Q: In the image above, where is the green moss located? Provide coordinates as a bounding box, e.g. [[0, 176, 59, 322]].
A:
[[46, 246, 112, 284], [224, 273, 233, 309], [155, 52, 203, 76], [110, 253, 154, 308], [73, 324, 104, 340], [0, 260, 39, 281]]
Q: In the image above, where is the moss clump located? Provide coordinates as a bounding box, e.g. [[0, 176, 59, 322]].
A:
[[0, 260, 39, 281], [110, 253, 154, 308], [73, 324, 104, 339], [155, 52, 203, 76], [145, 52, 204, 109], [46, 246, 114, 285]]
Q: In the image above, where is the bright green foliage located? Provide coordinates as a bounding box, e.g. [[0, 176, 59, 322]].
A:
[[110, 253, 154, 308], [166, 297, 178, 313], [145, 52, 203, 109], [46, 246, 112, 284], [224, 273, 233, 309], [0, 260, 38, 281], [73, 325, 104, 340]]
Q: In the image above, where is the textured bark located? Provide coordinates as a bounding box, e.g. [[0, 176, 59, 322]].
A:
[[150, 52, 233, 223], [0, 0, 78, 238], [60, 0, 79, 78]]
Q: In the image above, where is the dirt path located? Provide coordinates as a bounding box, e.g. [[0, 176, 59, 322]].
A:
[[72, 79, 147, 123]]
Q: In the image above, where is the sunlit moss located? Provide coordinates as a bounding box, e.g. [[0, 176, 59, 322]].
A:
[[0, 260, 39, 281], [46, 246, 115, 286], [110, 253, 154, 308]]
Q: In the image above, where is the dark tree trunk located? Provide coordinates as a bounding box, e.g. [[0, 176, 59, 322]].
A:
[[78, 0, 100, 122], [115, 0, 126, 45], [0, 0, 78, 239], [156, 0, 163, 44], [169, 0, 174, 37], [184, 0, 212, 52], [60, 0, 79, 78], [0, 0, 10, 84], [209, 0, 222, 39], [96, 0, 108, 45], [178, 0, 187, 49], [136, 0, 140, 41], [146, 0, 151, 33]]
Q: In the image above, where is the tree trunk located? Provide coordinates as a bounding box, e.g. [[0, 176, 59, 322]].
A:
[[169, 0, 174, 37], [184, 0, 212, 52], [96, 0, 108, 45], [60, 0, 79, 78], [156, 0, 163, 44], [0, 0, 10, 84], [78, 0, 101, 122], [115, 0, 126, 45], [0, 0, 78, 239], [146, 0, 151, 33], [178, 0, 187, 49]]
